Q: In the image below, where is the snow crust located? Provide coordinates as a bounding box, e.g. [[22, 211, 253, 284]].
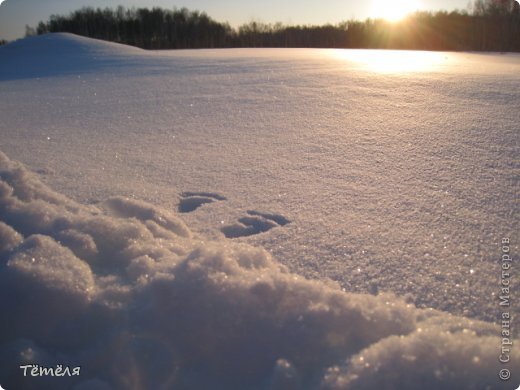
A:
[[0, 151, 517, 389]]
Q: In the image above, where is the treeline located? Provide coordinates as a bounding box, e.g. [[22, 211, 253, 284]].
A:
[[31, 7, 230, 49], [31, 0, 520, 51]]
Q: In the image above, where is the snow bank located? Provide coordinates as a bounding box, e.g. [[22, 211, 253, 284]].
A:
[[0, 151, 517, 389], [0, 33, 145, 80]]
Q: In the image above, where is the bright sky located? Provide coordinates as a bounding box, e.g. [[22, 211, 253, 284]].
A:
[[0, 0, 471, 41]]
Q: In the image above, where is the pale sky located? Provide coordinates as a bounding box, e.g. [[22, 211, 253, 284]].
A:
[[0, 0, 472, 41]]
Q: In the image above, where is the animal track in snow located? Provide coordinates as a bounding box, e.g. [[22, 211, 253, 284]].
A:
[[221, 210, 290, 238], [178, 192, 226, 213]]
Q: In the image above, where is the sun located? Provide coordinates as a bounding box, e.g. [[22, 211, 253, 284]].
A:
[[371, 0, 420, 22]]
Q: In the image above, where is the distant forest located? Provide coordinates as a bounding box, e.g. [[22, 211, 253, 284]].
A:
[[28, 0, 520, 52]]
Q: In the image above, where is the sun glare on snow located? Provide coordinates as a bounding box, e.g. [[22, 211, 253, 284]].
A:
[[334, 49, 447, 73], [371, 0, 420, 22]]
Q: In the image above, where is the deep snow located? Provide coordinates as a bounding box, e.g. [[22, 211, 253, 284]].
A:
[[0, 33, 518, 389]]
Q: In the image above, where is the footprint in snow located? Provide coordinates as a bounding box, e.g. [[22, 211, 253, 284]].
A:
[[178, 192, 227, 213], [221, 210, 290, 238]]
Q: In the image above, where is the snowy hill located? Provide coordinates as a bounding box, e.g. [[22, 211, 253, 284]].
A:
[[0, 33, 145, 80], [0, 33, 519, 389]]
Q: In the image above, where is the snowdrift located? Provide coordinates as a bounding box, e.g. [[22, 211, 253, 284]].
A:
[[0, 151, 517, 389], [0, 33, 145, 80]]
